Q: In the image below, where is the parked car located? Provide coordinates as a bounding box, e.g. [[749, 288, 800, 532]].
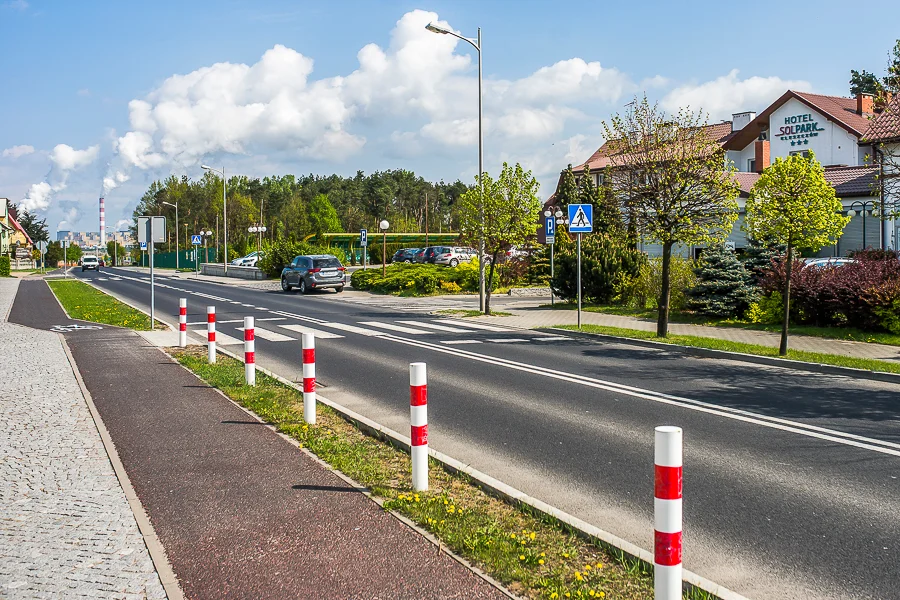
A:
[[412, 248, 426, 263], [803, 257, 854, 269], [281, 254, 346, 294], [434, 246, 473, 267], [232, 251, 264, 267], [391, 248, 420, 263], [81, 256, 100, 272], [98, 258, 106, 267], [417, 246, 441, 264]]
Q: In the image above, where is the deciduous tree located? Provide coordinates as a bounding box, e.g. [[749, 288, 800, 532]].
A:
[[744, 151, 850, 354], [602, 95, 740, 336], [458, 162, 542, 314]]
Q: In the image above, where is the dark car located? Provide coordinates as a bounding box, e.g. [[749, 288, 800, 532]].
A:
[[412, 248, 426, 263], [417, 246, 440, 264], [280, 254, 346, 294], [391, 248, 420, 263]]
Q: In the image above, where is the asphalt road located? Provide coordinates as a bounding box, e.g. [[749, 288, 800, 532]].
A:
[[68, 266, 900, 600]]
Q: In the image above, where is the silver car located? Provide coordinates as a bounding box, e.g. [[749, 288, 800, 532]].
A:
[[433, 246, 473, 267], [281, 254, 346, 294]]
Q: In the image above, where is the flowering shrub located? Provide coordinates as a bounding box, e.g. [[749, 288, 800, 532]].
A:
[[350, 262, 492, 296], [759, 250, 900, 332]]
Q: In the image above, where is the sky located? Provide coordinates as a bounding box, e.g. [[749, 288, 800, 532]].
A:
[[1, 0, 898, 236]]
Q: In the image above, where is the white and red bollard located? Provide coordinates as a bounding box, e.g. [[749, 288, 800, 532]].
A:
[[410, 362, 428, 491], [207, 306, 216, 364], [244, 316, 255, 386], [654, 425, 683, 600], [178, 298, 187, 347], [302, 333, 316, 424]]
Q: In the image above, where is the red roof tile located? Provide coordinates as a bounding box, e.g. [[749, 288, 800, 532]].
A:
[[733, 166, 876, 198], [862, 94, 900, 143], [7, 214, 33, 245]]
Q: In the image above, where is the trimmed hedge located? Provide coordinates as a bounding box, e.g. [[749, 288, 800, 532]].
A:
[[0, 256, 10, 277], [351, 262, 493, 296], [258, 239, 348, 277]]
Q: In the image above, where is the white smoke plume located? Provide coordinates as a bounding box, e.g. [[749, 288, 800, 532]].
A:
[[21, 143, 99, 211]]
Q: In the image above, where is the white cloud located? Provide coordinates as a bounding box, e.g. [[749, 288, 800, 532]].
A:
[[495, 58, 632, 106], [50, 143, 99, 170], [2, 0, 28, 11], [660, 69, 812, 120], [22, 181, 54, 211], [1, 144, 34, 158]]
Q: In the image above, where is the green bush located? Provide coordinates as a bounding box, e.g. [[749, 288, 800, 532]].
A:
[[747, 291, 783, 324], [686, 245, 757, 318], [615, 255, 696, 310], [0, 256, 10, 277], [350, 262, 492, 296], [551, 234, 646, 304]]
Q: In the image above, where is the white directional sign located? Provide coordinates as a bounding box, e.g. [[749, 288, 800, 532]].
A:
[[191, 234, 202, 245], [360, 228, 368, 247], [568, 204, 593, 233], [545, 216, 556, 244], [37, 240, 48, 253]]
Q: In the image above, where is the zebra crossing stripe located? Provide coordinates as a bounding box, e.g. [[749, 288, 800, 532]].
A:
[[279, 324, 344, 339], [236, 326, 295, 343], [359, 321, 431, 335], [397, 320, 470, 333], [193, 329, 242, 345], [437, 319, 512, 332]]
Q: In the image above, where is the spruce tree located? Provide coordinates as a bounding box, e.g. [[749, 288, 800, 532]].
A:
[[687, 244, 756, 318], [555, 165, 578, 206], [741, 238, 784, 285]]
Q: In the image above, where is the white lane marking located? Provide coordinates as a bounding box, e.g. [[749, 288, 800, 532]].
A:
[[360, 321, 432, 335], [256, 317, 287, 322], [98, 277, 109, 281], [193, 330, 242, 345], [241, 303, 254, 307], [320, 322, 385, 337], [231, 301, 242, 304], [236, 326, 296, 342], [268, 310, 329, 325], [533, 336, 571, 342], [486, 338, 529, 343], [441, 340, 483, 345], [438, 319, 513, 332], [279, 324, 344, 339], [397, 320, 471, 333], [217, 319, 245, 324], [109, 277, 122, 281], [373, 333, 900, 458]]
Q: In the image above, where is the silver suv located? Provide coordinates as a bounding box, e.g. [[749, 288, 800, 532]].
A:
[[433, 246, 473, 267], [281, 254, 346, 294]]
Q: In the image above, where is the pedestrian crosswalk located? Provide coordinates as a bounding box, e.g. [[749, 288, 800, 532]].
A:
[[192, 317, 572, 347]]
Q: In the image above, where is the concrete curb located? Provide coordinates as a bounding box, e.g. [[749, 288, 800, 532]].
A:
[[211, 346, 749, 600], [542, 326, 900, 385], [60, 335, 184, 600]]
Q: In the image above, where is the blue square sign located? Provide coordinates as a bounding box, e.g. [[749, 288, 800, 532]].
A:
[[568, 204, 593, 233]]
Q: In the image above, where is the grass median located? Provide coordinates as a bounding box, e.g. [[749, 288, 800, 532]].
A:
[[556, 324, 900, 375], [170, 347, 714, 600], [437, 309, 512, 318], [47, 279, 163, 330]]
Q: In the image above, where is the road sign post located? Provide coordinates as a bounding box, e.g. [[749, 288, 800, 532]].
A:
[[545, 216, 556, 306], [138, 216, 166, 330], [191, 234, 202, 274], [37, 240, 48, 274], [567, 204, 593, 329], [360, 229, 368, 270]]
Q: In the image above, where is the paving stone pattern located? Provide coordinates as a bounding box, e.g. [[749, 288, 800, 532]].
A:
[[0, 279, 165, 599]]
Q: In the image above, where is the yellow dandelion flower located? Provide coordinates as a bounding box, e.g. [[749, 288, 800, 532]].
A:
[[565, 594, 570, 598], [599, 593, 605, 598], [575, 572, 583, 581], [538, 559, 545, 565], [510, 533, 516, 539], [589, 592, 595, 598], [550, 594, 558, 599], [585, 565, 591, 571], [519, 555, 525, 561], [530, 532, 536, 540], [596, 563, 603, 569], [540, 552, 546, 557]]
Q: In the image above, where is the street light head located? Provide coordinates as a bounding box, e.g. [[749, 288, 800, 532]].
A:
[[380, 220, 389, 230], [847, 210, 857, 217], [554, 210, 564, 218], [201, 164, 211, 170], [544, 210, 551, 217], [425, 22, 450, 34]]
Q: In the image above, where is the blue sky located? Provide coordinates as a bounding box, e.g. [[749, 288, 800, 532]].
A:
[[2, 0, 898, 234]]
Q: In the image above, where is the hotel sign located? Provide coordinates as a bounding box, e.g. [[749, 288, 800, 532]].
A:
[[777, 113, 823, 147]]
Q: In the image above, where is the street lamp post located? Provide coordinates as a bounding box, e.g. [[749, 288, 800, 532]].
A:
[[162, 201, 179, 270], [847, 200, 880, 251], [200, 229, 213, 265], [426, 21, 484, 313], [248, 225, 267, 255], [202, 165, 227, 273], [380, 219, 389, 278], [544, 208, 565, 306], [104, 227, 118, 267]]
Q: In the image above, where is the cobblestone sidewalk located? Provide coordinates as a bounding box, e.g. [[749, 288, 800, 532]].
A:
[[0, 278, 165, 599]]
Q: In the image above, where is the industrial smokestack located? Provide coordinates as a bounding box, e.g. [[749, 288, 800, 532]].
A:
[[100, 197, 106, 247]]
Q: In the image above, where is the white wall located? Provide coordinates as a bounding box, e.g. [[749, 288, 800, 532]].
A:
[[769, 98, 860, 166]]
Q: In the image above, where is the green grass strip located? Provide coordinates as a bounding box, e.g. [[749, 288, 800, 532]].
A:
[[556, 324, 900, 375], [171, 348, 689, 600], [437, 309, 512, 318], [47, 279, 162, 331]]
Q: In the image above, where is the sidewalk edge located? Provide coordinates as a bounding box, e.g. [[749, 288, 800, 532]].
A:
[[59, 335, 185, 600], [2, 278, 20, 322], [212, 346, 748, 600], [540, 327, 900, 385], [172, 345, 519, 600]]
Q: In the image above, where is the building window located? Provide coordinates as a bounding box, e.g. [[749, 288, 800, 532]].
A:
[[748, 159, 756, 172], [789, 150, 811, 158]]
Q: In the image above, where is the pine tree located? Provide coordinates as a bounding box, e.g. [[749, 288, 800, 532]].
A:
[[687, 244, 756, 318], [555, 165, 578, 206], [741, 239, 785, 285]]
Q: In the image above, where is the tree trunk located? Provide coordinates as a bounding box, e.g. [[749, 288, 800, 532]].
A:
[[656, 241, 674, 337], [485, 252, 499, 315], [779, 240, 793, 356]]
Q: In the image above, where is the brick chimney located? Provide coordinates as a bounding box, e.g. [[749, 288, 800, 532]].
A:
[[856, 93, 874, 115], [754, 140, 770, 173]]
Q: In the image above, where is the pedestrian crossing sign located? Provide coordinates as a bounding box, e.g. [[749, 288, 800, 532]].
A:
[[567, 204, 593, 233], [191, 234, 202, 245]]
